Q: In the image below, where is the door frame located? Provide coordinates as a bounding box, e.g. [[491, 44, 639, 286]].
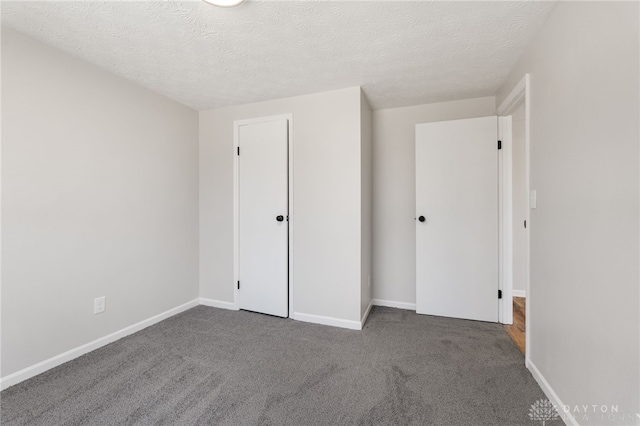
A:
[[233, 114, 294, 317], [497, 74, 531, 362], [498, 114, 513, 325]]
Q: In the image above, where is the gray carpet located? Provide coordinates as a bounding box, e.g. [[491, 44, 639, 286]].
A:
[[0, 306, 561, 425]]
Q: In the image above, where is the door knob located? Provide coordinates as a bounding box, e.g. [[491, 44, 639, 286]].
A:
[[418, 216, 426, 223], [276, 215, 284, 222]]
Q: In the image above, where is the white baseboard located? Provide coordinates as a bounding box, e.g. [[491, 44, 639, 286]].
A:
[[1, 297, 394, 391], [292, 312, 362, 330], [0, 298, 199, 391], [512, 290, 527, 298], [372, 298, 416, 311], [199, 297, 238, 310], [526, 358, 577, 426], [361, 299, 373, 327]]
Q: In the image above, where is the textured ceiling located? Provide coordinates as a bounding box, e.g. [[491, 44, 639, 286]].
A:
[[1, 1, 557, 111]]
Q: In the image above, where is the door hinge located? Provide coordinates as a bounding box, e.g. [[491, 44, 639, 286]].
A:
[[498, 289, 502, 299], [237, 146, 240, 156], [524, 220, 527, 229], [497, 140, 502, 150], [237, 280, 240, 290]]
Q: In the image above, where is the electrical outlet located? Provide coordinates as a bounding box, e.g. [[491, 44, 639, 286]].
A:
[[94, 296, 106, 315]]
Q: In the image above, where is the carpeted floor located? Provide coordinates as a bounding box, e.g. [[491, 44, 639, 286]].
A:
[[0, 306, 561, 425]]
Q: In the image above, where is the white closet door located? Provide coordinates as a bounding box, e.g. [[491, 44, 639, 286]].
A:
[[415, 116, 499, 322], [238, 119, 288, 317]]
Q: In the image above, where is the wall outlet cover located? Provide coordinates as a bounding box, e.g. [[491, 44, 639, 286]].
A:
[[94, 296, 106, 314]]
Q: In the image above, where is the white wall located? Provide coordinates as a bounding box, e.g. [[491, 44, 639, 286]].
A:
[[360, 90, 373, 319], [497, 2, 639, 423], [1, 28, 199, 377], [372, 97, 496, 306], [512, 103, 527, 294], [199, 87, 365, 324]]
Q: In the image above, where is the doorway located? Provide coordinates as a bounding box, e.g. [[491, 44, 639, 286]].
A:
[[233, 115, 293, 318], [497, 74, 531, 360], [503, 101, 527, 354]]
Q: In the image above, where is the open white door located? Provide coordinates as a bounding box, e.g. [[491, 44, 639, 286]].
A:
[[238, 118, 289, 318], [415, 116, 499, 322]]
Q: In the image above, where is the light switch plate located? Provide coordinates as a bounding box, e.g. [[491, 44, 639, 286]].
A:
[[530, 190, 537, 209]]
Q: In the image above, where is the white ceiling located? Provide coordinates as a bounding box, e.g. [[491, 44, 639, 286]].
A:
[[2, 1, 557, 111]]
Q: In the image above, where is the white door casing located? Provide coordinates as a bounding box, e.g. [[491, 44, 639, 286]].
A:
[[237, 118, 289, 318], [415, 116, 499, 323], [498, 73, 530, 360]]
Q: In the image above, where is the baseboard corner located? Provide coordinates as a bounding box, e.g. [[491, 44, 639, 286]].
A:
[[292, 312, 361, 331], [372, 298, 416, 311], [198, 298, 238, 311], [361, 299, 373, 328]]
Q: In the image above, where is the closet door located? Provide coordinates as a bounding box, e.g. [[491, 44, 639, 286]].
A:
[[238, 118, 289, 317], [415, 116, 499, 322]]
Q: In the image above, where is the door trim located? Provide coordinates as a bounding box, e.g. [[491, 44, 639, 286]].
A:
[[233, 114, 294, 317], [497, 74, 531, 363], [498, 115, 513, 325]]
